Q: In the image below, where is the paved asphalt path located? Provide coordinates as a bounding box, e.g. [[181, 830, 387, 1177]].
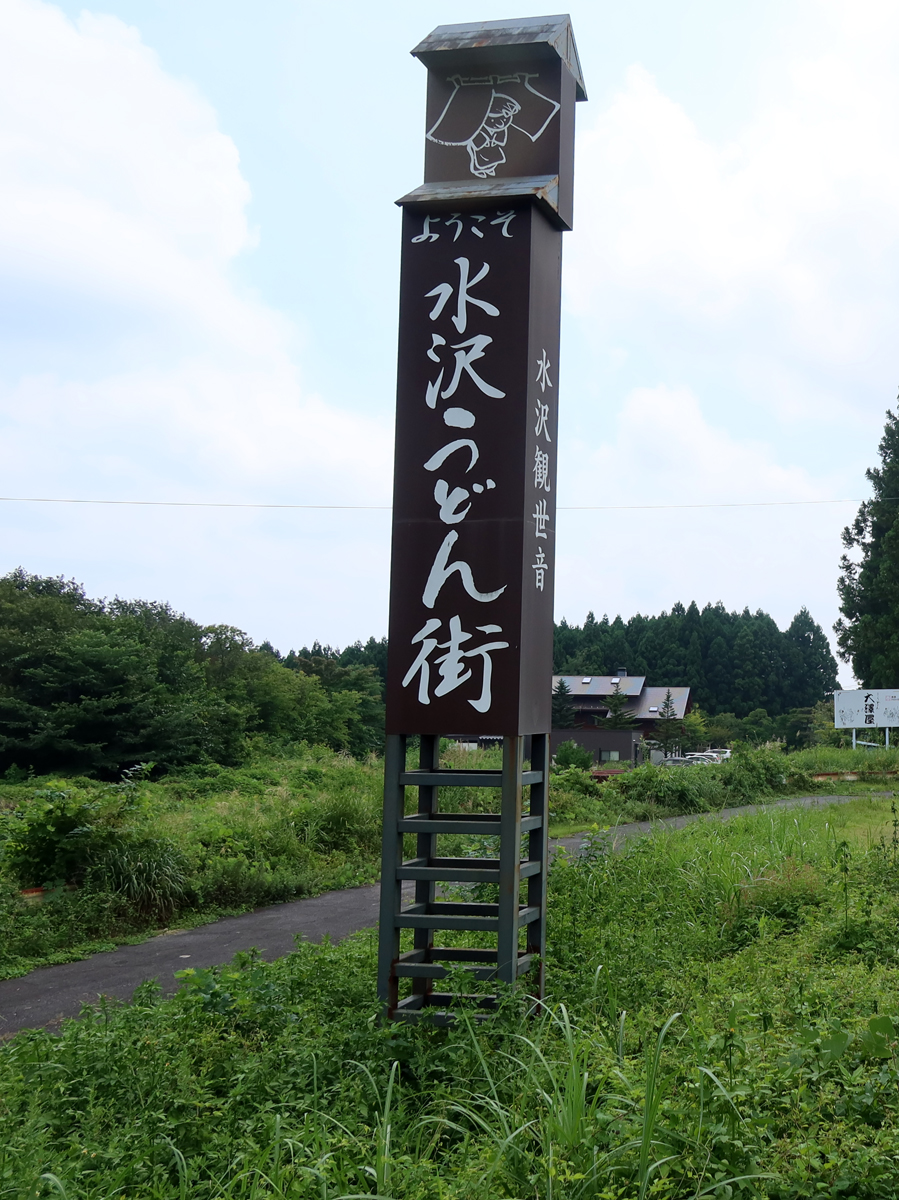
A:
[[0, 793, 869, 1037]]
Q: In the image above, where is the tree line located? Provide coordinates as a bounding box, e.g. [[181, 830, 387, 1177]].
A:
[[554, 602, 839, 717], [0, 570, 385, 777], [0, 569, 846, 777]]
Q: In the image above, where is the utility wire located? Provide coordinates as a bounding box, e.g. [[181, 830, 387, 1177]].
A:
[[0, 495, 879, 512], [0, 497, 391, 511]]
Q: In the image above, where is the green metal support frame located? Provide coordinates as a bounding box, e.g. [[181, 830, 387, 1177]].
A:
[[377, 732, 549, 1022]]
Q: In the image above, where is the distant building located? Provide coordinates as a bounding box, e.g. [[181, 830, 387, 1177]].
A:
[[552, 672, 691, 764]]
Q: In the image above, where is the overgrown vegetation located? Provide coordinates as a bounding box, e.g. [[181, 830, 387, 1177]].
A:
[[2, 743, 891, 979], [2, 798, 899, 1197], [0, 570, 385, 777], [547, 746, 833, 826], [3, 733, 895, 985], [0, 747, 385, 978]]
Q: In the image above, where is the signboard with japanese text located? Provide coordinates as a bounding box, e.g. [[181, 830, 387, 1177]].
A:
[[384, 15, 585, 737], [385, 201, 560, 734], [834, 689, 899, 729]]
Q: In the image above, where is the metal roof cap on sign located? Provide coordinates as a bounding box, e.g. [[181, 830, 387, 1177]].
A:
[[396, 174, 566, 230], [412, 15, 587, 102]]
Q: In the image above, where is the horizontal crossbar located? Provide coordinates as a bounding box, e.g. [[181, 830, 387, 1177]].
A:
[[399, 947, 502, 964], [395, 992, 499, 1012], [399, 770, 544, 788], [396, 856, 541, 883], [394, 952, 534, 980], [397, 813, 543, 835], [394, 902, 541, 931]]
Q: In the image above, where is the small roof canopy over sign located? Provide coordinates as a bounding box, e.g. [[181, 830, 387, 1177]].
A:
[[411, 15, 588, 101], [401, 13, 586, 230]]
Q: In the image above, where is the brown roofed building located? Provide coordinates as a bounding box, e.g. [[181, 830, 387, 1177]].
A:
[[551, 673, 691, 765]]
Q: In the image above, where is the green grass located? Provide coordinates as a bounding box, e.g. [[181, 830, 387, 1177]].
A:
[[2, 797, 899, 1197], [0, 746, 386, 979], [787, 745, 899, 775], [0, 744, 893, 982]]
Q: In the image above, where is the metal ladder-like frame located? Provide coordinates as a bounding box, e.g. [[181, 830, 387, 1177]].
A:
[[377, 733, 549, 1023]]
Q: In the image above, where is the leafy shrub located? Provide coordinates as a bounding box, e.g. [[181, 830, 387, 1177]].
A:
[[606, 762, 723, 813], [303, 789, 380, 854], [189, 855, 309, 909], [0, 880, 135, 975], [0, 789, 122, 887], [554, 740, 594, 770], [715, 745, 787, 802], [606, 747, 797, 813], [163, 762, 282, 799], [551, 766, 599, 797]]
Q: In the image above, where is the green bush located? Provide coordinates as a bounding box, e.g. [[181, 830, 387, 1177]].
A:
[[553, 739, 594, 770], [551, 765, 599, 797], [606, 746, 796, 813], [608, 762, 723, 812], [0, 788, 122, 887]]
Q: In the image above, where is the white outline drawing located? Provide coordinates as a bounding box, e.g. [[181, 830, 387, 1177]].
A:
[[427, 73, 561, 179]]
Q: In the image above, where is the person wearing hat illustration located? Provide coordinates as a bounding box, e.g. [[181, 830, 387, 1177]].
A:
[[427, 73, 560, 179]]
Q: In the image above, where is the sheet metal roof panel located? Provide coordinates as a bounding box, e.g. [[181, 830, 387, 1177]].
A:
[[552, 675, 645, 697], [629, 687, 691, 720], [412, 15, 587, 101]]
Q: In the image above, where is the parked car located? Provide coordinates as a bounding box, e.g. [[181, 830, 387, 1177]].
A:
[[683, 753, 720, 764], [708, 748, 732, 760]]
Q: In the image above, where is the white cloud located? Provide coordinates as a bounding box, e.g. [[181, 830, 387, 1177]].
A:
[[555, 385, 848, 648], [0, 0, 392, 499], [0, 0, 268, 347], [0, 0, 392, 647], [567, 7, 899, 424], [564, 385, 825, 507]]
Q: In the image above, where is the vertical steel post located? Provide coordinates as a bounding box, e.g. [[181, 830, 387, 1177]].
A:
[[412, 734, 440, 1000], [497, 736, 523, 985], [527, 732, 550, 997], [377, 734, 406, 1010]]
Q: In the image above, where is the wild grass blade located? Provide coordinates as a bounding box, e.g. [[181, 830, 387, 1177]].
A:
[[38, 1176, 69, 1200], [638, 1012, 681, 1200]]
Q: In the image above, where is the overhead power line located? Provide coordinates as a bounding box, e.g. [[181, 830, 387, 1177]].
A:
[[0, 495, 878, 513], [0, 497, 391, 511]]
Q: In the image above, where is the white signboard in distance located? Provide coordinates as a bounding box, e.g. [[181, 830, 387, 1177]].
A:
[[833, 689, 899, 728]]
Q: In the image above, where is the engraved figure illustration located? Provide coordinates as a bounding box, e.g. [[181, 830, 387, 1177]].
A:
[[427, 73, 560, 178]]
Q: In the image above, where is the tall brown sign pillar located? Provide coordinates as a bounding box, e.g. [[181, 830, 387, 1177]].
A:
[[378, 15, 585, 1022]]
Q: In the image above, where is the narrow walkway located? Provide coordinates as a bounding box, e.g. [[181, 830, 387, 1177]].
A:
[[0, 794, 862, 1037]]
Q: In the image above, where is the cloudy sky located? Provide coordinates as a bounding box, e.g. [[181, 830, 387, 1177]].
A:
[[2, 0, 897, 664]]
